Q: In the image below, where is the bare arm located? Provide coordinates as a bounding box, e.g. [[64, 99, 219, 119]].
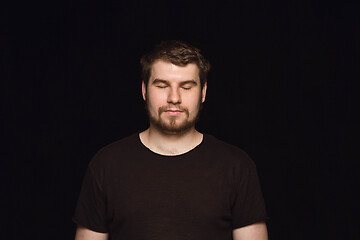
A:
[[75, 225, 109, 240], [232, 221, 268, 240]]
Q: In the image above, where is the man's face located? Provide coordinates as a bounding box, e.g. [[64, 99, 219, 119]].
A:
[[142, 60, 207, 134]]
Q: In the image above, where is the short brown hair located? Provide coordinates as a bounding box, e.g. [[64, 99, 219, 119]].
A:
[[140, 40, 211, 89]]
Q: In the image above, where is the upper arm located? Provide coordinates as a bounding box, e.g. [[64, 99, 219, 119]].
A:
[[232, 221, 268, 240], [75, 225, 109, 240]]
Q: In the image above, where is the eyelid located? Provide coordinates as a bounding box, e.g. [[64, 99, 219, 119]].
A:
[[156, 84, 168, 88], [180, 81, 197, 89], [181, 85, 192, 90], [154, 81, 169, 87]]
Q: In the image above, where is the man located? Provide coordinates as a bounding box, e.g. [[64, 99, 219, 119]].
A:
[[73, 40, 268, 240]]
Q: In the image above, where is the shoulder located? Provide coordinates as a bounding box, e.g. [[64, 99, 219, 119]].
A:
[[202, 134, 256, 168], [88, 132, 140, 170], [203, 134, 250, 159]]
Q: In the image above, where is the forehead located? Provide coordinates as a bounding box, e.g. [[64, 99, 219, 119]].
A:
[[150, 60, 200, 82]]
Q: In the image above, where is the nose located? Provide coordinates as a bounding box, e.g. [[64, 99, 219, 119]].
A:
[[167, 87, 181, 104]]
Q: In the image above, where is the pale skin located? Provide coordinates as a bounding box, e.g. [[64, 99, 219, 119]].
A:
[[74, 60, 268, 240], [140, 60, 207, 156]]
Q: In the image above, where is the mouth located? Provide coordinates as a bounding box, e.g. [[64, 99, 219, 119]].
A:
[[164, 110, 184, 116], [159, 106, 189, 117]]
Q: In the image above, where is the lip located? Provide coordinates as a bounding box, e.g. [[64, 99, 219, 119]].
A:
[[164, 110, 183, 115], [165, 109, 183, 112]]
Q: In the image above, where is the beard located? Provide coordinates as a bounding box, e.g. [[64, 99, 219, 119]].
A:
[[145, 100, 202, 135]]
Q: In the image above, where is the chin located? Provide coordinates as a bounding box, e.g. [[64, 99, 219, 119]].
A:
[[154, 120, 195, 135]]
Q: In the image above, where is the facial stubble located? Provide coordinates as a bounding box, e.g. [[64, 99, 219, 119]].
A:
[[145, 94, 203, 135]]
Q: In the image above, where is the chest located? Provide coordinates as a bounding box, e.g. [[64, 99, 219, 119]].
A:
[[105, 159, 234, 229]]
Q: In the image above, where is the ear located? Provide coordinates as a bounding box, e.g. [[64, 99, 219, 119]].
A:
[[142, 81, 146, 101], [201, 82, 207, 103]]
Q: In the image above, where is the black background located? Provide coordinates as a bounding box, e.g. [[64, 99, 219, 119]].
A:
[[2, 0, 359, 239]]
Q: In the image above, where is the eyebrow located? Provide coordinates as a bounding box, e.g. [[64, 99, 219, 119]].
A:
[[152, 79, 169, 85], [152, 79, 198, 86], [180, 80, 198, 86]]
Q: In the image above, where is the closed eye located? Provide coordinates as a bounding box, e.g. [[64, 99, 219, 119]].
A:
[[180, 80, 197, 90], [181, 86, 192, 90], [156, 85, 168, 88], [152, 79, 169, 89]]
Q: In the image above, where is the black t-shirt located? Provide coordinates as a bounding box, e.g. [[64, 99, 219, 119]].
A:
[[73, 133, 267, 240]]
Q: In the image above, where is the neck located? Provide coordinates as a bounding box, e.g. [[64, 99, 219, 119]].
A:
[[139, 126, 203, 156]]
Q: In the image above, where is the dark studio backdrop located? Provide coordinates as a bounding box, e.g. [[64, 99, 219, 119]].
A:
[[2, 0, 359, 239]]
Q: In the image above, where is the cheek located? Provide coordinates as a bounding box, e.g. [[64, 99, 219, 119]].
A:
[[147, 92, 165, 109], [186, 94, 202, 112]]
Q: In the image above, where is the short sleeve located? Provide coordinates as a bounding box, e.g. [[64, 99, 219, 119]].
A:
[[72, 162, 108, 233], [231, 156, 268, 229]]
